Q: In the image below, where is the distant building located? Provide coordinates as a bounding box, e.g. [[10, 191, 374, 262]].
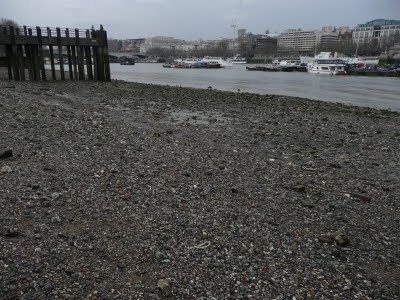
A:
[[122, 39, 145, 52], [254, 35, 277, 54], [108, 39, 121, 52], [353, 19, 400, 45], [277, 29, 317, 53], [317, 26, 351, 48], [140, 36, 196, 53]]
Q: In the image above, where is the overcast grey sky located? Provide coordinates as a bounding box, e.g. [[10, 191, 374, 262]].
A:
[[1, 0, 400, 40]]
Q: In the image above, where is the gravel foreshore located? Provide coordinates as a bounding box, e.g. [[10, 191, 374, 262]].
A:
[[0, 80, 399, 299]]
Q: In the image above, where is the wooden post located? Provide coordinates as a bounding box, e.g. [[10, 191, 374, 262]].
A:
[[9, 26, 20, 80], [36, 27, 46, 80], [65, 29, 73, 80], [23, 26, 33, 81], [15, 28, 26, 81], [71, 46, 78, 79], [75, 29, 85, 80], [47, 27, 56, 80], [28, 28, 38, 81], [2, 26, 13, 80], [101, 26, 111, 81], [85, 30, 93, 80], [56, 27, 65, 80], [91, 29, 98, 80], [96, 28, 105, 81]]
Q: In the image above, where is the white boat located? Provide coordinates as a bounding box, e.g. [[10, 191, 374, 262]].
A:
[[230, 56, 247, 64], [301, 52, 380, 68], [308, 59, 346, 75], [300, 52, 333, 67], [345, 57, 379, 66], [201, 57, 232, 68], [279, 60, 300, 67]]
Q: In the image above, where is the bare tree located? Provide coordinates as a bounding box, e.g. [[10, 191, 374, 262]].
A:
[[0, 18, 19, 57], [0, 18, 18, 27]]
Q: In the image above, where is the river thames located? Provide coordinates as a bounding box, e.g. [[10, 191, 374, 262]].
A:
[[111, 63, 400, 111]]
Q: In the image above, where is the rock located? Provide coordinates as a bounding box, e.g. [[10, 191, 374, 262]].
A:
[[52, 214, 62, 223], [51, 192, 63, 200], [350, 193, 372, 203], [318, 231, 350, 247], [0, 166, 12, 174], [292, 185, 306, 193], [147, 294, 160, 300], [0, 149, 13, 160], [329, 162, 342, 169], [3, 228, 21, 238], [157, 278, 170, 291], [155, 251, 166, 260]]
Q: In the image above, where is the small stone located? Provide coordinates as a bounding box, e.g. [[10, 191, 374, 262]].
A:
[[0, 166, 12, 174], [51, 192, 63, 200], [157, 278, 170, 291], [0, 149, 13, 160], [52, 214, 62, 223], [147, 294, 160, 300], [155, 251, 166, 261], [350, 193, 371, 203], [318, 231, 350, 247], [3, 228, 21, 238], [292, 185, 306, 193], [329, 163, 342, 169]]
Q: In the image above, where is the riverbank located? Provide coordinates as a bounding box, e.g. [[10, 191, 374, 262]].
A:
[[1, 80, 399, 299]]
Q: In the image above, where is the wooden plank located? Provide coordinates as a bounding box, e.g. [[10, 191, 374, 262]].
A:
[[47, 27, 56, 80], [4, 36, 99, 47], [102, 27, 111, 81], [65, 29, 73, 80], [91, 29, 98, 80], [23, 26, 34, 81], [75, 29, 85, 80], [36, 27, 46, 80], [9, 26, 20, 80], [56, 27, 65, 80], [85, 30, 93, 80], [71, 46, 78, 79], [15, 28, 25, 80], [96, 28, 105, 81], [1, 26, 13, 80], [28, 28, 38, 81]]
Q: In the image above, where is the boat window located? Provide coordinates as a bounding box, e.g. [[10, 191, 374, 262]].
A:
[[322, 67, 329, 70]]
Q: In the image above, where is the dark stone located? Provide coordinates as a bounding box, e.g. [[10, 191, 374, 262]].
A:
[[350, 193, 372, 203], [292, 185, 306, 193], [3, 228, 21, 238], [329, 163, 342, 169], [0, 149, 13, 160]]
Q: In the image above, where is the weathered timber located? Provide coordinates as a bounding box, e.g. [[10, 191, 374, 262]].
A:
[[0, 25, 110, 81]]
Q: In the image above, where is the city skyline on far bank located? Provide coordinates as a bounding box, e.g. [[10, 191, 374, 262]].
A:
[[1, 0, 399, 40]]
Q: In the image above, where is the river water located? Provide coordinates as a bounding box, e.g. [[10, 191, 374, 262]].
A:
[[111, 63, 400, 111]]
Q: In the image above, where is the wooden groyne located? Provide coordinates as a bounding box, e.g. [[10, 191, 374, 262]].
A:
[[0, 25, 110, 81]]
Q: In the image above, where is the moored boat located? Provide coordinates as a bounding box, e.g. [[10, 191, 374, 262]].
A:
[[230, 56, 247, 64], [308, 59, 346, 75]]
